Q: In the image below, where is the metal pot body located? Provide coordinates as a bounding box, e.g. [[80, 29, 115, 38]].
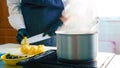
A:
[[56, 33, 98, 61]]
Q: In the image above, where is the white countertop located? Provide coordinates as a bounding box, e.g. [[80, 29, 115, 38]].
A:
[[0, 43, 116, 68], [106, 55, 120, 68]]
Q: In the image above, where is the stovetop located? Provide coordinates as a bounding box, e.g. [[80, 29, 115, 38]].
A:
[[17, 50, 97, 68]]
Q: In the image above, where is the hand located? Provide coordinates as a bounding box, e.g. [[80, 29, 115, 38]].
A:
[[43, 19, 63, 36], [60, 16, 67, 23], [16, 29, 29, 44]]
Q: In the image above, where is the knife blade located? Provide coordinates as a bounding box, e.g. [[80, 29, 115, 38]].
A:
[[21, 33, 51, 44]]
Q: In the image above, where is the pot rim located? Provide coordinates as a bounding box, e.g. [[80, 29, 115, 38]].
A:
[[55, 31, 98, 35]]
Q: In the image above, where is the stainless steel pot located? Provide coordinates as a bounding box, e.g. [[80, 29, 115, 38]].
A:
[[56, 32, 98, 61]]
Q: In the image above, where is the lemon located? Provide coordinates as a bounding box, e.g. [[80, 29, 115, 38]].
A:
[[20, 36, 45, 55], [20, 37, 30, 54], [28, 45, 45, 55], [20, 44, 30, 54], [28, 46, 38, 55], [37, 45, 45, 54]]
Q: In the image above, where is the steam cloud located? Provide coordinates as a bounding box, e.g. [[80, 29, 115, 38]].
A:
[[56, 0, 98, 34]]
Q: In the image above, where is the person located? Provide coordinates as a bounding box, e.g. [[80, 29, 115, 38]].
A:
[[6, 0, 67, 46]]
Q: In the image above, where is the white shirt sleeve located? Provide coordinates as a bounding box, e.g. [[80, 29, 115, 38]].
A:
[[7, 0, 26, 30], [61, 0, 70, 18]]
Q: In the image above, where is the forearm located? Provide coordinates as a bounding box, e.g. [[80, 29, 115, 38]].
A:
[[7, 0, 26, 30]]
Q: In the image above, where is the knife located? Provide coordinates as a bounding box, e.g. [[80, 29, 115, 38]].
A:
[[21, 33, 51, 44]]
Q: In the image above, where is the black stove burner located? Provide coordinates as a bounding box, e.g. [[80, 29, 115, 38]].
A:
[[17, 50, 97, 68], [58, 57, 96, 64]]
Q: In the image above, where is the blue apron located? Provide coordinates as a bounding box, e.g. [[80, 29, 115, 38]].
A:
[[21, 0, 64, 46]]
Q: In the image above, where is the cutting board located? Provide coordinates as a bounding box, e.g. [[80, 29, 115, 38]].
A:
[[0, 43, 57, 55]]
